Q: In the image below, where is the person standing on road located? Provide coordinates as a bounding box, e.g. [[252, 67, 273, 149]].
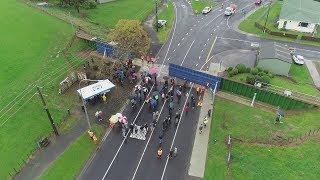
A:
[[185, 103, 189, 114], [157, 147, 163, 159]]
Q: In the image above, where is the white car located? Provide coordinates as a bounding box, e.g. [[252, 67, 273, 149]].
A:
[[156, 20, 167, 28], [292, 55, 304, 65], [202, 7, 212, 14], [225, 7, 236, 16]]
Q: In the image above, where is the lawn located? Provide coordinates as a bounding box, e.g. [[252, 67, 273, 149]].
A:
[[204, 97, 320, 179], [239, 2, 320, 46], [83, 0, 155, 28], [191, 0, 216, 14], [0, 0, 85, 178], [231, 64, 319, 96], [40, 125, 105, 179], [155, 1, 174, 44]]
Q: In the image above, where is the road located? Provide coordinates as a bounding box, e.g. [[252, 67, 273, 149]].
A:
[[79, 0, 320, 179]]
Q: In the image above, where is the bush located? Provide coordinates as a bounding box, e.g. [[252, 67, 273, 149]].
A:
[[246, 74, 255, 85], [257, 66, 264, 72], [264, 69, 269, 74], [246, 67, 251, 73], [227, 67, 233, 72], [261, 75, 271, 84], [82, 1, 97, 10], [267, 72, 275, 78], [229, 68, 239, 77], [235, 64, 246, 73], [258, 71, 266, 77], [250, 68, 259, 75]]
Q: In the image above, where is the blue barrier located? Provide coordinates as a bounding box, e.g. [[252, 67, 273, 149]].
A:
[[96, 42, 134, 59], [169, 63, 221, 90]]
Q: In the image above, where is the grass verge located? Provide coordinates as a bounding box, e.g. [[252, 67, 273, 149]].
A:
[[232, 64, 319, 96], [239, 2, 320, 46], [204, 97, 320, 179], [191, 0, 216, 14], [40, 125, 105, 179], [155, 1, 174, 44]]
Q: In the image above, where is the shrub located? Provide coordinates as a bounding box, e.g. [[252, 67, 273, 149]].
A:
[[82, 1, 97, 9], [258, 71, 266, 77], [264, 69, 269, 74], [257, 66, 264, 72], [261, 75, 271, 84], [229, 68, 239, 77], [227, 67, 233, 72], [250, 68, 259, 75], [246, 74, 255, 85], [92, 65, 99, 71], [235, 64, 246, 73], [246, 67, 251, 73], [267, 72, 275, 78]]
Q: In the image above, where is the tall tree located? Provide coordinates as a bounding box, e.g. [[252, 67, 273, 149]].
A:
[[109, 20, 151, 57]]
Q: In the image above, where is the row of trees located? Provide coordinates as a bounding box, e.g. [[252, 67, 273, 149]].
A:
[[59, 0, 97, 13]]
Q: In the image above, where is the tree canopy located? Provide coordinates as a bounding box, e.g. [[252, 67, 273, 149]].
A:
[[109, 20, 151, 57]]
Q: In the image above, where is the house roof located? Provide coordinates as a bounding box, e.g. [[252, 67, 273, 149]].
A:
[[258, 42, 292, 64], [279, 0, 320, 24]]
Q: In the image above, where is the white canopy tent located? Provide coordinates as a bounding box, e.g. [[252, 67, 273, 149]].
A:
[[77, 79, 115, 100]]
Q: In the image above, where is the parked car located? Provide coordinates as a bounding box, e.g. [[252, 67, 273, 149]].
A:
[[155, 20, 167, 28], [292, 55, 305, 65], [255, 0, 262, 5], [224, 4, 237, 16], [202, 6, 212, 14]]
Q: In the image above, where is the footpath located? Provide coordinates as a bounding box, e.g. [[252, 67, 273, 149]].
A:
[[304, 60, 320, 89]]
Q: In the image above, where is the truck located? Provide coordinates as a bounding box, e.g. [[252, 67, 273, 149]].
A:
[[224, 4, 237, 16]]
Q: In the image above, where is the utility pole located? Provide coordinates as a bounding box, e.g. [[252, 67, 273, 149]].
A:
[[263, 1, 272, 33], [156, 1, 158, 32], [36, 86, 59, 136]]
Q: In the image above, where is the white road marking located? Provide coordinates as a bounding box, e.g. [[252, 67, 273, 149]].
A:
[[201, 50, 204, 52], [204, 13, 223, 27], [226, 15, 231, 29], [178, 43, 180, 46], [173, 49, 176, 52], [204, 44, 207, 46], [210, 34, 213, 36], [101, 4, 178, 179], [168, 57, 170, 61], [198, 56, 201, 59], [180, 40, 195, 65], [217, 25, 219, 28], [196, 63, 198, 66], [213, 29, 216, 31], [194, 24, 196, 26], [182, 37, 184, 40], [186, 33, 189, 35], [217, 37, 254, 43], [207, 38, 209, 41], [198, 20, 200, 23], [190, 28, 192, 30]]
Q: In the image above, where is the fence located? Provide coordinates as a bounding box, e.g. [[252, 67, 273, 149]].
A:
[[220, 78, 317, 110], [168, 63, 221, 89]]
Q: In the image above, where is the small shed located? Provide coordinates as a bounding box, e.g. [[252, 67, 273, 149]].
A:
[[257, 42, 292, 76]]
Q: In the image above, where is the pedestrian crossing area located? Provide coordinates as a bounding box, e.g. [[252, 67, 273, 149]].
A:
[[130, 125, 148, 140]]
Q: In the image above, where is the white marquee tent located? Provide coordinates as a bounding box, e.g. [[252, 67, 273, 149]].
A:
[[77, 79, 115, 100]]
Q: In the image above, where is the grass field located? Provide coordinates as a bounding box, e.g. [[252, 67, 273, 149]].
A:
[[232, 64, 320, 96], [0, 0, 82, 178], [40, 125, 104, 179], [239, 2, 320, 46], [204, 97, 320, 179], [155, 2, 174, 43], [191, 0, 217, 14]]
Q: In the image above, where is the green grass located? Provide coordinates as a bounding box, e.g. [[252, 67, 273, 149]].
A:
[[83, 0, 155, 28], [155, 2, 174, 43], [232, 64, 319, 96], [191, 0, 216, 14], [60, 117, 78, 133], [204, 97, 320, 179], [0, 0, 82, 178], [40, 125, 105, 179], [239, 2, 320, 46]]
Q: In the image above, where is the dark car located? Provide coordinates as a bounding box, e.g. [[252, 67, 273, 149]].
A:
[[255, 0, 262, 5]]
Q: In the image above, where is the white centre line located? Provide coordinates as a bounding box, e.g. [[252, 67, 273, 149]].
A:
[[186, 33, 189, 35], [173, 49, 176, 52], [198, 56, 201, 59], [167, 57, 170, 61], [207, 38, 209, 41], [180, 40, 195, 65], [178, 43, 180, 46], [204, 44, 207, 46], [182, 37, 184, 40], [201, 50, 204, 52], [195, 63, 198, 66]]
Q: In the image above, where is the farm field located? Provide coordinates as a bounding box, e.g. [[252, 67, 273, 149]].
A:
[[0, 0, 78, 178], [204, 97, 320, 179]]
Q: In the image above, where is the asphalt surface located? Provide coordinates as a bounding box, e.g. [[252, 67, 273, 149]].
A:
[[79, 0, 320, 179]]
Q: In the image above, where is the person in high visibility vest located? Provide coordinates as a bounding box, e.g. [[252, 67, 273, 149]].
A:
[[157, 147, 163, 159], [198, 100, 203, 107], [93, 135, 98, 145], [88, 130, 94, 139], [102, 94, 107, 103]]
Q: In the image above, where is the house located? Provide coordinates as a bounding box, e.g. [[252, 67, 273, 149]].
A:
[[277, 0, 320, 33], [256, 42, 292, 76]]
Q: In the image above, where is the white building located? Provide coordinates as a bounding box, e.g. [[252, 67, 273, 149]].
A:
[[277, 0, 320, 33]]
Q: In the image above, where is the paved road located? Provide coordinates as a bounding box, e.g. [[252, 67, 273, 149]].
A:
[[79, 0, 320, 179]]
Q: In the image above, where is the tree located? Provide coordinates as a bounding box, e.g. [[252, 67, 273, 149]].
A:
[[109, 20, 151, 57]]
